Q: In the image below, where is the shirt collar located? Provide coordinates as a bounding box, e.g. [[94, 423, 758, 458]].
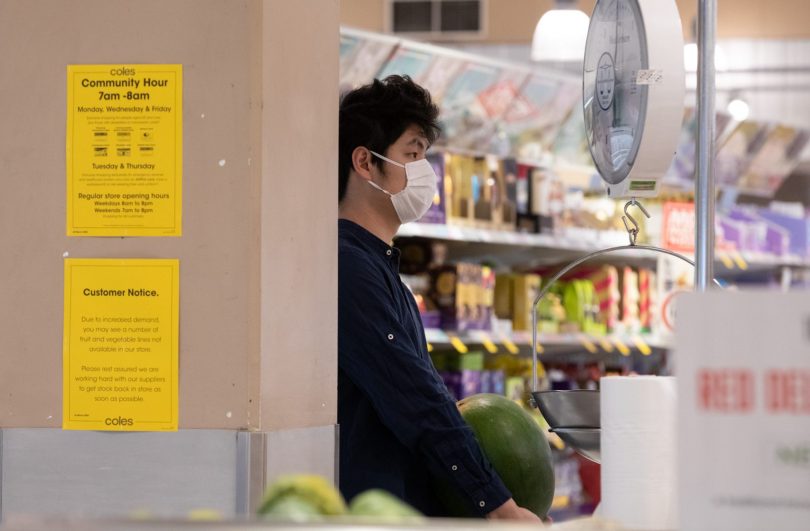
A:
[[338, 219, 398, 258]]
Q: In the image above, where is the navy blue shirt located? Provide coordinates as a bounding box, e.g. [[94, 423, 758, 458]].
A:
[[337, 219, 511, 517]]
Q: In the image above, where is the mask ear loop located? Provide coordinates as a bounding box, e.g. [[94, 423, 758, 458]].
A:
[[367, 179, 392, 196], [366, 149, 403, 196], [368, 150, 405, 168]]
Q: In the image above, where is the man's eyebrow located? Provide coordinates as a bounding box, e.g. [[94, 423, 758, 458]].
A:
[[408, 137, 428, 150]]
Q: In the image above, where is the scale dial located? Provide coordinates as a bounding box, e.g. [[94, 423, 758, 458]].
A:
[[582, 0, 685, 198]]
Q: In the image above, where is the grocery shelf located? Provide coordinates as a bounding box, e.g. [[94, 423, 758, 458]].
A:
[[424, 328, 670, 364], [396, 223, 651, 268], [397, 222, 810, 272], [398, 223, 629, 253], [714, 249, 810, 274]]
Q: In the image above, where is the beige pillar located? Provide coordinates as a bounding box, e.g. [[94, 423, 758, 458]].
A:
[[0, 0, 338, 517]]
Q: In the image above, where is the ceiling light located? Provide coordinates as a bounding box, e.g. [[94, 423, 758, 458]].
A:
[[727, 98, 750, 121], [531, 4, 590, 62]]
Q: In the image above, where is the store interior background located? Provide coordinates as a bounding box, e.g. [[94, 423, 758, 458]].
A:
[[337, 0, 810, 520], [0, 0, 808, 524], [342, 0, 810, 145]]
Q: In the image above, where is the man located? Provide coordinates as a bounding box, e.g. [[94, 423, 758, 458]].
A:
[[337, 75, 541, 522]]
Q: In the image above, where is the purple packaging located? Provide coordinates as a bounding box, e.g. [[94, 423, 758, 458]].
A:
[[765, 224, 790, 256], [481, 371, 493, 394], [491, 370, 505, 396], [727, 208, 790, 255], [460, 370, 482, 398], [420, 311, 441, 330], [718, 217, 746, 250], [430, 265, 461, 331], [456, 305, 475, 332], [758, 209, 810, 258], [417, 153, 446, 225]]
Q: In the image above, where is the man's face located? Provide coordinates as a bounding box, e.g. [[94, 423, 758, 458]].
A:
[[374, 124, 429, 194]]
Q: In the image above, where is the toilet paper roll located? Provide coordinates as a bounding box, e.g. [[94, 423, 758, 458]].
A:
[[600, 375, 677, 530]]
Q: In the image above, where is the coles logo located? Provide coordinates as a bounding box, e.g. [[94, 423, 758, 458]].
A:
[[105, 416, 134, 426]]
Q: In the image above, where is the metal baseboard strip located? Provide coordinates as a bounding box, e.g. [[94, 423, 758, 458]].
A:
[[236, 431, 267, 515]]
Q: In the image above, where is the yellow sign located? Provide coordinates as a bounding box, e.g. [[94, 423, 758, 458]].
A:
[[63, 259, 179, 431], [66, 65, 182, 236]]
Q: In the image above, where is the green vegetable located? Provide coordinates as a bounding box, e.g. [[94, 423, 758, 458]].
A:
[[349, 489, 424, 522], [257, 474, 347, 519]]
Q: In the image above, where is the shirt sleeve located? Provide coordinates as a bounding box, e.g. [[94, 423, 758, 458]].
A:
[[338, 249, 512, 517]]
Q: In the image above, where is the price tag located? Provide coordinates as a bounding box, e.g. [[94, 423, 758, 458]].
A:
[[599, 338, 615, 353], [579, 336, 598, 354], [613, 338, 631, 357], [448, 335, 469, 354], [479, 333, 499, 354], [718, 252, 735, 269], [633, 337, 652, 356], [732, 251, 749, 271], [500, 335, 520, 355], [636, 69, 663, 85], [426, 342, 434, 353], [535, 340, 545, 355]]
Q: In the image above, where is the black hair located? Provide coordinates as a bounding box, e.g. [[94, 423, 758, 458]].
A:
[[338, 75, 441, 202]]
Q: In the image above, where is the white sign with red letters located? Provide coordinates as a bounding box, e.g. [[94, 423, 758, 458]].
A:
[[676, 291, 810, 531]]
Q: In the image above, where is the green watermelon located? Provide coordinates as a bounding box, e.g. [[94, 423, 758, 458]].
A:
[[435, 394, 555, 519]]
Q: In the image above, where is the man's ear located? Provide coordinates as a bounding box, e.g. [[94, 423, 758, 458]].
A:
[[351, 146, 374, 182]]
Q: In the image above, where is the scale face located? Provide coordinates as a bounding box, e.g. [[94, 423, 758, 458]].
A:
[[583, 0, 685, 198]]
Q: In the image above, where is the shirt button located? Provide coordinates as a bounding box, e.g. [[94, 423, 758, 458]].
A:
[[479, 501, 486, 508], [387, 333, 394, 340], [386, 250, 392, 256], [451, 465, 458, 471]]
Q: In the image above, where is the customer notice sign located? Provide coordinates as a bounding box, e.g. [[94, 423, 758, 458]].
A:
[[66, 64, 182, 236], [63, 259, 179, 431]]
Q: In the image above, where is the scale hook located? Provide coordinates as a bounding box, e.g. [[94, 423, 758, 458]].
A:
[[622, 198, 651, 246]]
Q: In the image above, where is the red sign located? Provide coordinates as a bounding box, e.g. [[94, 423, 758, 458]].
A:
[[662, 202, 695, 252], [662, 201, 736, 253]]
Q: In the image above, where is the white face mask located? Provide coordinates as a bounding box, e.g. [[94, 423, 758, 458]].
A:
[[367, 150, 438, 224]]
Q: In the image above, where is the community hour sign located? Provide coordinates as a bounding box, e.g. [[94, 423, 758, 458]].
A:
[[66, 64, 183, 236]]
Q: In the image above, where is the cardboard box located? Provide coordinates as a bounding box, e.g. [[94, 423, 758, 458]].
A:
[[512, 274, 542, 332]]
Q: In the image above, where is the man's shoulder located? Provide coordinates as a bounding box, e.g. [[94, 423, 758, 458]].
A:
[[339, 238, 382, 276], [339, 235, 369, 262]]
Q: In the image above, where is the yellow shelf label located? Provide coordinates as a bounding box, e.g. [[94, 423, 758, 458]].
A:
[[448, 335, 469, 354], [501, 336, 520, 355], [480, 333, 499, 354], [719, 253, 735, 269], [426, 342, 434, 353], [633, 337, 652, 356], [614, 338, 631, 356], [579, 336, 598, 354], [732, 251, 749, 271]]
